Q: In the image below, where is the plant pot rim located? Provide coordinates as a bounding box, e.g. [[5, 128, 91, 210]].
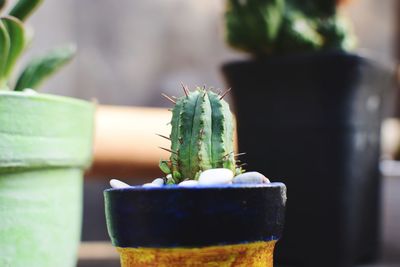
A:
[[0, 91, 95, 171], [0, 90, 93, 107], [222, 50, 395, 72], [104, 182, 286, 248], [105, 181, 285, 193]]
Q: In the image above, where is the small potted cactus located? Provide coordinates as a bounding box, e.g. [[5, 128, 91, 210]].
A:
[[104, 85, 287, 266], [0, 1, 94, 266], [221, 0, 395, 266]]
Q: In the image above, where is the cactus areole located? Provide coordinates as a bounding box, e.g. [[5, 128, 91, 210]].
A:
[[159, 86, 240, 184]]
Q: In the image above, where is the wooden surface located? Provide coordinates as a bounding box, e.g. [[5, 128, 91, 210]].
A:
[[78, 242, 119, 260], [87, 105, 171, 179]]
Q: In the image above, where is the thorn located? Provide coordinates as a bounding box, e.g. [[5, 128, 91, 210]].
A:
[[220, 88, 232, 100], [222, 151, 234, 157], [181, 82, 190, 97], [159, 147, 177, 154], [220, 151, 234, 161], [238, 163, 248, 167], [161, 93, 176, 104], [156, 133, 171, 140], [235, 152, 247, 157]]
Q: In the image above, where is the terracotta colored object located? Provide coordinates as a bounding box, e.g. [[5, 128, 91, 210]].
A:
[[0, 91, 95, 267], [104, 183, 286, 266]]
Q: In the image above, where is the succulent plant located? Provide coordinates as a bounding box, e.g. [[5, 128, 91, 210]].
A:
[[0, 0, 75, 91], [225, 0, 355, 56], [159, 85, 244, 184]]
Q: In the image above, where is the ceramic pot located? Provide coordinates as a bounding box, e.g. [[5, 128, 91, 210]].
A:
[[0, 91, 95, 267], [222, 51, 395, 266], [104, 183, 286, 266]]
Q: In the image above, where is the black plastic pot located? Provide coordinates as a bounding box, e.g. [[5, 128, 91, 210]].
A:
[[222, 51, 395, 267]]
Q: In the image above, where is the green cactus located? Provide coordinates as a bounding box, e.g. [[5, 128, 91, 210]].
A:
[[0, 0, 75, 91], [159, 86, 240, 184], [225, 0, 285, 55], [225, 0, 355, 56]]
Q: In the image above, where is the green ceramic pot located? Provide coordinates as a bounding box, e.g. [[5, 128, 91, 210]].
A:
[[0, 91, 95, 267]]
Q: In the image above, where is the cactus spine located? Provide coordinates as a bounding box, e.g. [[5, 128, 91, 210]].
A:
[[160, 86, 237, 184]]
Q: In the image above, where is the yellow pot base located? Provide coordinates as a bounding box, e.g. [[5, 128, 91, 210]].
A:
[[117, 240, 276, 267]]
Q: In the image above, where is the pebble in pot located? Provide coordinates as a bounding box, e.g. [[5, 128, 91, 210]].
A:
[[110, 179, 131, 189], [198, 168, 234, 185], [232, 172, 270, 184], [143, 178, 164, 187], [178, 180, 199, 187]]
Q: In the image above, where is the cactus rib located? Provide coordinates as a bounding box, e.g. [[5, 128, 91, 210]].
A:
[[160, 86, 238, 183]]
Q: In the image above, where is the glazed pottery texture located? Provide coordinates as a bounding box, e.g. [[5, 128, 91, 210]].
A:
[[105, 183, 286, 267], [0, 92, 95, 267]]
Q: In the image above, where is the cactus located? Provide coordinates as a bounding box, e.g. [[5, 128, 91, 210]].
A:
[[225, 0, 355, 56], [159, 85, 241, 184], [0, 0, 75, 91]]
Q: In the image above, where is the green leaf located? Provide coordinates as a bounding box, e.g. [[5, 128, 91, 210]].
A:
[[1, 16, 25, 80], [14, 44, 76, 91], [9, 0, 43, 21], [159, 160, 171, 174], [23, 24, 35, 48], [0, 20, 10, 89], [172, 171, 181, 181]]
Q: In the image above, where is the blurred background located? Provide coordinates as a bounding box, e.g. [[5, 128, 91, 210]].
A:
[[18, 0, 400, 266]]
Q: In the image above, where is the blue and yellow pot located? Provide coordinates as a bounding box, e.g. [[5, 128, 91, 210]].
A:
[[104, 183, 286, 266]]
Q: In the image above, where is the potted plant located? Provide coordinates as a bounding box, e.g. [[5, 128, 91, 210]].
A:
[[0, 1, 95, 266], [221, 0, 394, 266], [104, 86, 287, 266]]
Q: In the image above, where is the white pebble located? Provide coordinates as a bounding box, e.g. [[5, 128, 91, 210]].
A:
[[152, 178, 164, 186], [198, 168, 233, 185], [232, 172, 270, 184], [142, 183, 162, 188], [178, 180, 199, 187], [110, 179, 131, 189]]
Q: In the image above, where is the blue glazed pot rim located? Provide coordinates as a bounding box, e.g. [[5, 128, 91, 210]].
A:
[[104, 181, 286, 247], [104, 182, 286, 192]]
